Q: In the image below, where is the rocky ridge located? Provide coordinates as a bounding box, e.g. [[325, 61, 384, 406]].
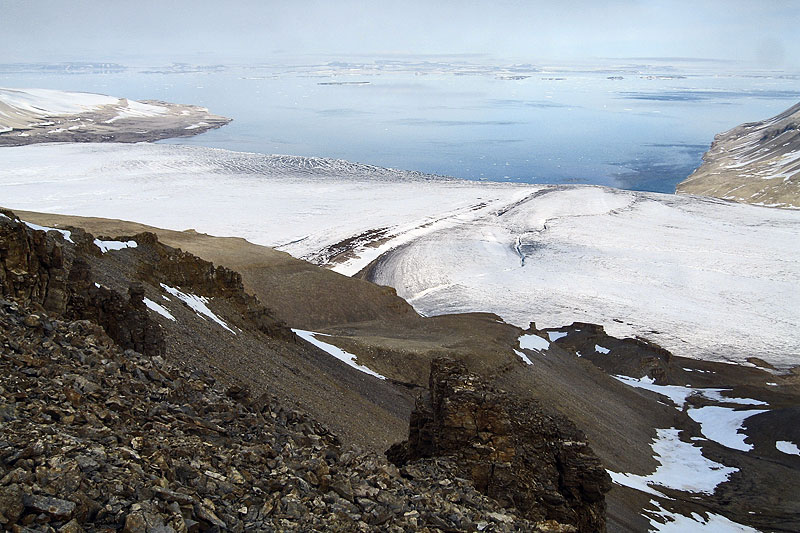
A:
[[0, 209, 588, 531], [677, 101, 800, 208]]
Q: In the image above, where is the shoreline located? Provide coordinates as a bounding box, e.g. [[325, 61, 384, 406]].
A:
[[0, 88, 231, 146]]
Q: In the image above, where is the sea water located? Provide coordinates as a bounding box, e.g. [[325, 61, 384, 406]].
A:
[[1, 58, 798, 193]]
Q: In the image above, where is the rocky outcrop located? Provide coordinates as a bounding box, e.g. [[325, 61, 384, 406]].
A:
[[133, 231, 293, 341], [0, 210, 164, 356], [0, 210, 70, 314], [0, 298, 559, 532], [540, 322, 673, 384], [387, 358, 611, 533], [677, 101, 800, 208]]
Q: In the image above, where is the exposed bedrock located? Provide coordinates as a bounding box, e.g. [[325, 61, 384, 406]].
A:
[[0, 209, 164, 356], [677, 101, 800, 208], [387, 358, 611, 533]]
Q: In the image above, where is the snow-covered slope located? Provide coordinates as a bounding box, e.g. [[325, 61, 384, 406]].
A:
[[0, 87, 229, 144], [677, 102, 800, 208], [0, 87, 165, 129], [2, 143, 798, 368], [367, 186, 800, 367]]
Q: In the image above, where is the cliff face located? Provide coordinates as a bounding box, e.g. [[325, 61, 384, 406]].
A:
[[677, 102, 800, 208], [387, 358, 611, 533], [0, 210, 164, 356]]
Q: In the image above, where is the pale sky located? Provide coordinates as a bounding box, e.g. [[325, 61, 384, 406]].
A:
[[1, 0, 797, 68]]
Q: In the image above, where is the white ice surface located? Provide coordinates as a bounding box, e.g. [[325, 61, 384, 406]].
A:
[[775, 440, 800, 455], [292, 329, 386, 379], [547, 331, 567, 342], [143, 297, 175, 321], [1, 143, 798, 367], [595, 344, 611, 354], [94, 238, 138, 253], [608, 428, 737, 495], [160, 284, 236, 334], [687, 406, 767, 452], [519, 334, 550, 352], [646, 499, 760, 532]]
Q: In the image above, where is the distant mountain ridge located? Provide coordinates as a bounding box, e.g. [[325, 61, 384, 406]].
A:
[[677, 102, 800, 208]]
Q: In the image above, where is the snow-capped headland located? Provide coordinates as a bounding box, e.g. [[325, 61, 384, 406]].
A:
[[0, 87, 230, 145], [2, 142, 798, 369], [677, 101, 800, 209]]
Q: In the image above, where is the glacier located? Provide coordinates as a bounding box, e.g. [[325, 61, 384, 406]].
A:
[[1, 142, 798, 368]]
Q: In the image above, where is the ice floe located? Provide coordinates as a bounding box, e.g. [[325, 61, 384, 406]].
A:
[[292, 329, 386, 379], [160, 284, 235, 334]]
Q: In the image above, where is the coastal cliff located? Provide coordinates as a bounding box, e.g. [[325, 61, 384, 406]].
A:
[[677, 102, 800, 208]]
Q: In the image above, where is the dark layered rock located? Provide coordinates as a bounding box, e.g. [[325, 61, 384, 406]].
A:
[[134, 231, 293, 341], [541, 322, 672, 384], [0, 211, 165, 356], [387, 358, 611, 533], [0, 209, 69, 314]]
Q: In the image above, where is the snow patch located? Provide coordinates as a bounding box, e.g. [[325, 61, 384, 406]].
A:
[[519, 334, 550, 352], [144, 298, 175, 321], [595, 344, 610, 354], [0, 87, 119, 121], [514, 349, 533, 365], [775, 440, 800, 456], [613, 375, 767, 410], [608, 428, 737, 495], [292, 329, 386, 379], [687, 406, 767, 451], [645, 499, 759, 532], [547, 331, 567, 342], [21, 220, 73, 243], [94, 238, 138, 253], [160, 284, 235, 334]]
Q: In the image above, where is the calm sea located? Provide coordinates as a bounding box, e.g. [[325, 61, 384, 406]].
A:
[[2, 58, 798, 193]]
